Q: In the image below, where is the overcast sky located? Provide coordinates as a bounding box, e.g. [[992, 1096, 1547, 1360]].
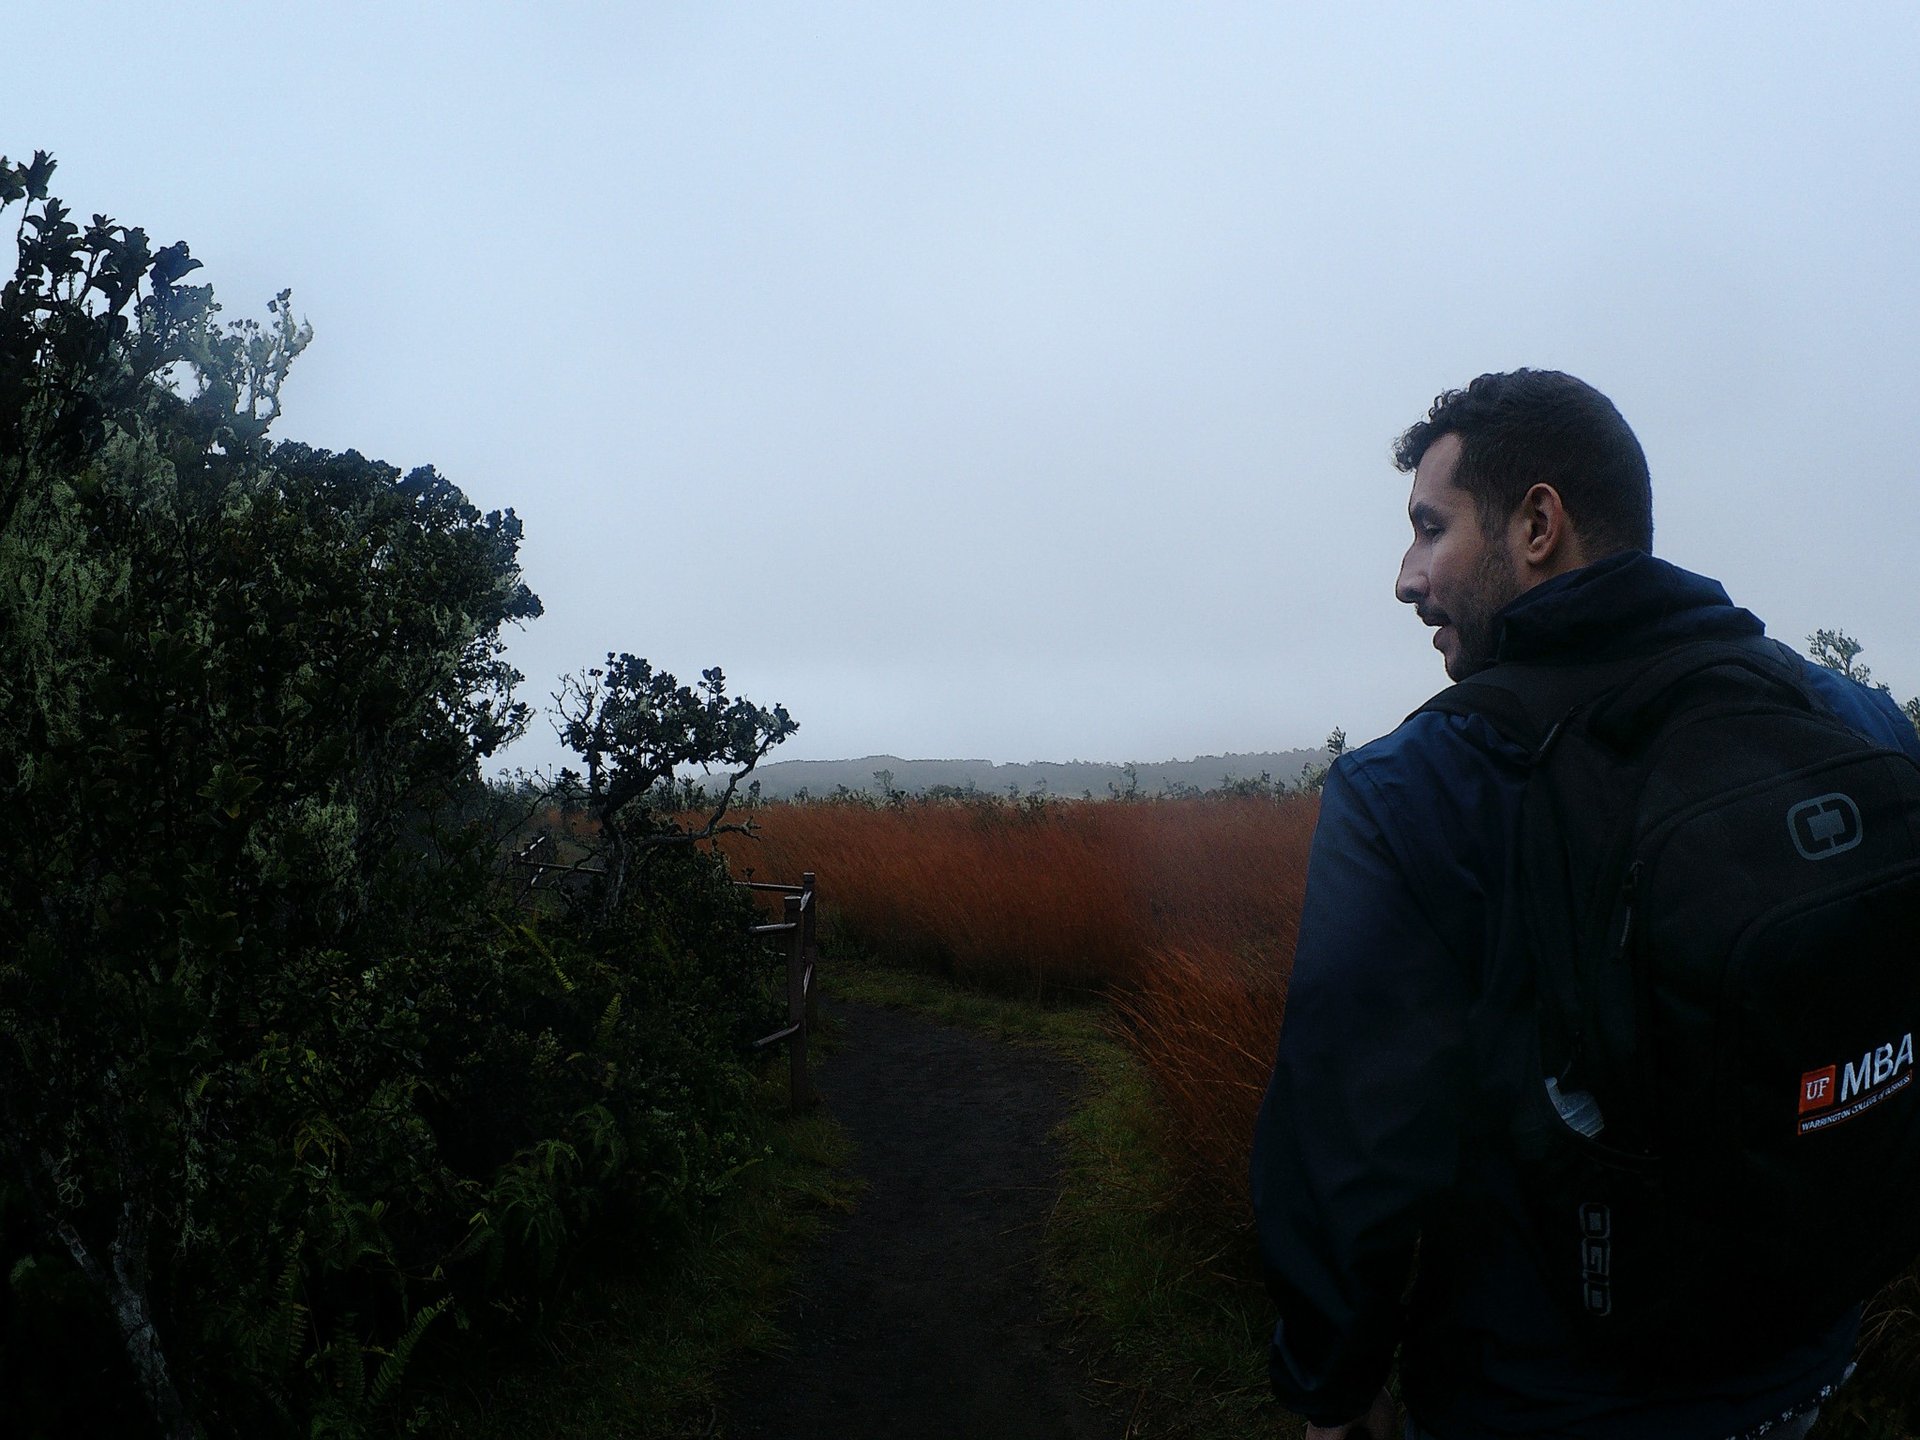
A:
[[10, 3, 1919, 773]]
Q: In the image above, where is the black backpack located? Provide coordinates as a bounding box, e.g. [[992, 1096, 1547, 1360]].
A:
[[1421, 635, 1920, 1362]]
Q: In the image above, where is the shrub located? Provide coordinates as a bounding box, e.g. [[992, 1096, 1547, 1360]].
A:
[[0, 152, 786, 1439]]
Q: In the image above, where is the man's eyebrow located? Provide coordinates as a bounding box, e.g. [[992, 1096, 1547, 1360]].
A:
[[1409, 500, 1443, 525]]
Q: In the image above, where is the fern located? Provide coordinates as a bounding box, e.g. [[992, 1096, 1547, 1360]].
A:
[[491, 1140, 581, 1279], [306, 1323, 367, 1419], [503, 916, 574, 993], [573, 1102, 627, 1180], [595, 991, 623, 1048], [444, 1207, 495, 1267], [265, 1234, 307, 1384], [370, 1295, 452, 1406]]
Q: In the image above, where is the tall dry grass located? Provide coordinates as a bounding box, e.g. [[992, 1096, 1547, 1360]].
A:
[[1110, 943, 1292, 1218], [714, 793, 1315, 1219], [718, 795, 1313, 989]]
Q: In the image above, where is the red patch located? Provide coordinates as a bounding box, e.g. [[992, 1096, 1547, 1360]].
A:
[[1799, 1065, 1837, 1114]]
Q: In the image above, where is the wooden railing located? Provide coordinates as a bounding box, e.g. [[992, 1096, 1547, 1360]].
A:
[[511, 830, 604, 890], [512, 834, 819, 1110], [739, 871, 818, 1111]]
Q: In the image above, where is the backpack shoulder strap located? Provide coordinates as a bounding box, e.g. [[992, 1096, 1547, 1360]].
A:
[[1413, 654, 1652, 759], [1583, 636, 1812, 746], [1412, 635, 1813, 759]]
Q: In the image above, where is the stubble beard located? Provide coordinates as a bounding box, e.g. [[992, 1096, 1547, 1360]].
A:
[[1447, 544, 1522, 680]]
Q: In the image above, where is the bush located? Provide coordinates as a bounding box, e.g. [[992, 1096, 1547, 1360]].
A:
[[0, 152, 787, 1438]]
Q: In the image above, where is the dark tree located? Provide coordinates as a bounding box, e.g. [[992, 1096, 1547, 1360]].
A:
[[0, 152, 539, 1437], [554, 655, 797, 917]]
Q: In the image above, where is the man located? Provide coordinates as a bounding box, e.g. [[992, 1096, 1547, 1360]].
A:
[[1250, 370, 1920, 1440]]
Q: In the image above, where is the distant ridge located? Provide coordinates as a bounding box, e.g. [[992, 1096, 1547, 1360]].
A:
[[738, 749, 1331, 801]]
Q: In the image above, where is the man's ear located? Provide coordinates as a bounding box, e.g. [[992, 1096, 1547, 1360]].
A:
[[1513, 482, 1585, 573]]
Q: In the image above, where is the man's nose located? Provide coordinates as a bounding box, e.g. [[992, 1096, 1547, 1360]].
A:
[[1395, 548, 1424, 607]]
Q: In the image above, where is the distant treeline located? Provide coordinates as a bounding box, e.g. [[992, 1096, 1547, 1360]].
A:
[[739, 749, 1333, 801]]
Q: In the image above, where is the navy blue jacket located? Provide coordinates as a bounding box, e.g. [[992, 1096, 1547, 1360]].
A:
[[1251, 552, 1920, 1439]]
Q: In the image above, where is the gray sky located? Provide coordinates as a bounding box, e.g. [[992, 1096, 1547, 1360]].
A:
[[11, 2, 1919, 772]]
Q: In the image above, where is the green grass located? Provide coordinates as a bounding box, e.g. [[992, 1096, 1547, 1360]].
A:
[[828, 956, 1292, 1440], [423, 955, 1292, 1440], [425, 1065, 858, 1439]]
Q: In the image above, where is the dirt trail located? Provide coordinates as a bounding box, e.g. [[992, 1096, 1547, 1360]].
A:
[[717, 999, 1118, 1440]]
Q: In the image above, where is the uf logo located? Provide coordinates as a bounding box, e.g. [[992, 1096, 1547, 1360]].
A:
[[1789, 793, 1863, 861]]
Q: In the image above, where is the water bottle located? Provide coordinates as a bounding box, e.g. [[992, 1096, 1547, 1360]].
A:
[[1545, 1075, 1604, 1138]]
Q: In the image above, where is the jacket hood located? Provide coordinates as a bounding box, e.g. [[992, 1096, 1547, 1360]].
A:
[[1491, 550, 1765, 664]]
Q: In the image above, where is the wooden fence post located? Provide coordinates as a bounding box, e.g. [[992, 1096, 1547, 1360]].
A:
[[800, 871, 818, 1032], [785, 892, 811, 1110]]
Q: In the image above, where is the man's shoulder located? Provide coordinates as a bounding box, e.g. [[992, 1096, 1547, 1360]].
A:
[[1330, 648, 1920, 850], [1337, 702, 1531, 797], [1323, 705, 1533, 868], [1307, 706, 1534, 969], [1792, 656, 1920, 759]]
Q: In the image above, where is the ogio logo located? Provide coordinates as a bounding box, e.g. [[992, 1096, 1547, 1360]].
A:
[[1579, 1203, 1611, 1316], [1799, 1032, 1914, 1135], [1789, 792, 1863, 861]]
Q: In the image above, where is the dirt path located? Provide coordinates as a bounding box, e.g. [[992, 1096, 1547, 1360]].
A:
[[717, 999, 1119, 1440]]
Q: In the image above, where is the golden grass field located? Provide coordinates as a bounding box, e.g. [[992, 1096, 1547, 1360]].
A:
[[712, 793, 1315, 1216]]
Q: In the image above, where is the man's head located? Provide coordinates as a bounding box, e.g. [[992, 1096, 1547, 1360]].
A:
[[1392, 369, 1653, 679]]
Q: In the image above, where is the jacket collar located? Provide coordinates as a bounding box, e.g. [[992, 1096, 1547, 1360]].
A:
[[1491, 550, 1765, 664]]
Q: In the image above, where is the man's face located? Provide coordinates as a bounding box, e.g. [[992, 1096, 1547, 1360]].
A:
[[1395, 432, 1522, 681]]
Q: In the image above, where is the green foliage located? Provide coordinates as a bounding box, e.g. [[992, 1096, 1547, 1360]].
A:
[[552, 654, 796, 918], [1808, 628, 1877, 686], [1297, 726, 1347, 794], [554, 655, 796, 829], [1808, 628, 1920, 738], [437, 1071, 856, 1440], [0, 153, 789, 1438]]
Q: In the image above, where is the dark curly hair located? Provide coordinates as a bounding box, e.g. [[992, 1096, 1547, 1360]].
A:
[[1392, 369, 1653, 556]]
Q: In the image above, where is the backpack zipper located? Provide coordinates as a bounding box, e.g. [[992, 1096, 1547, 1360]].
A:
[[1621, 859, 1663, 1144], [1619, 860, 1642, 951]]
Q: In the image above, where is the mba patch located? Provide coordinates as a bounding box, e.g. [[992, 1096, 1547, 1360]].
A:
[[1799, 1033, 1914, 1136]]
